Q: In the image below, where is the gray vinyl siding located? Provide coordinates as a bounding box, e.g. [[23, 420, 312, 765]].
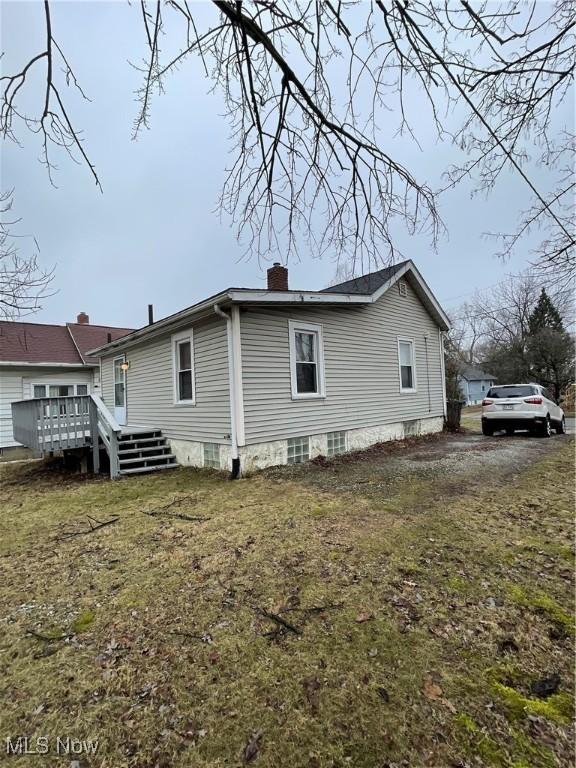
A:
[[0, 366, 94, 447], [21, 369, 94, 399], [0, 368, 23, 447], [100, 356, 114, 412], [100, 317, 231, 443], [240, 279, 444, 444]]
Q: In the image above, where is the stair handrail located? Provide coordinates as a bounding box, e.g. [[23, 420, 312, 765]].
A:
[[90, 394, 121, 478]]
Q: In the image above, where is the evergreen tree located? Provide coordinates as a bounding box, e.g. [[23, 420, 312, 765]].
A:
[[525, 290, 574, 402], [528, 289, 564, 335]]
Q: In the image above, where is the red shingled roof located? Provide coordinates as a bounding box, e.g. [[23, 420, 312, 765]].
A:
[[0, 321, 133, 365], [67, 323, 134, 365]]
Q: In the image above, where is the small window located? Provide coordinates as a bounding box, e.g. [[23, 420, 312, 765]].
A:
[[173, 332, 195, 404], [49, 385, 73, 397], [327, 431, 346, 456], [289, 321, 325, 399], [398, 338, 416, 392], [287, 436, 310, 464], [203, 443, 220, 469], [33, 385, 46, 398], [398, 280, 408, 297], [76, 384, 88, 396]]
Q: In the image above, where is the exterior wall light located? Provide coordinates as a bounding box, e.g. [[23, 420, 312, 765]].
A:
[[120, 361, 130, 371]]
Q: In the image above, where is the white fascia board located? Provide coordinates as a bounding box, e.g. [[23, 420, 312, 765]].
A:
[[0, 361, 94, 368], [371, 260, 451, 331], [87, 290, 370, 357], [227, 290, 371, 305], [87, 292, 231, 357]]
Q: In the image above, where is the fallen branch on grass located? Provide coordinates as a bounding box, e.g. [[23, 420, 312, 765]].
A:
[[254, 607, 301, 635], [57, 515, 119, 540], [284, 603, 343, 614], [144, 495, 210, 522], [168, 630, 213, 644], [144, 510, 211, 522], [26, 629, 70, 642]]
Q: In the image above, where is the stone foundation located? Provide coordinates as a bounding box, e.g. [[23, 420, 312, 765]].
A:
[[168, 416, 444, 473]]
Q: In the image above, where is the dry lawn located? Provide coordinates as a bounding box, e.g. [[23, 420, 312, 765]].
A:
[[0, 433, 574, 768]]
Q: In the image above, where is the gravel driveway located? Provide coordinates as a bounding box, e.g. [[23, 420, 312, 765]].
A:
[[268, 428, 573, 501]]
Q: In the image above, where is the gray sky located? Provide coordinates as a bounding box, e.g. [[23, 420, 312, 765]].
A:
[[1, 1, 572, 330]]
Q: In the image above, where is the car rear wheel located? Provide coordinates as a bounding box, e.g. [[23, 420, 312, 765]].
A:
[[538, 416, 552, 438], [482, 422, 494, 436], [555, 416, 566, 435]]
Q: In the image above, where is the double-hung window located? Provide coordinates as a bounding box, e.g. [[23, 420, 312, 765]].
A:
[[398, 338, 416, 393], [173, 331, 195, 404], [289, 320, 325, 399]]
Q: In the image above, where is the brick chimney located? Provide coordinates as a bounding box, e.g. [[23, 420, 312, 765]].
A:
[[267, 263, 288, 291], [76, 312, 90, 325]]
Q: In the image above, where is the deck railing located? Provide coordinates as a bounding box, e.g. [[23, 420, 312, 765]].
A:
[[11, 394, 121, 478], [91, 394, 121, 478]]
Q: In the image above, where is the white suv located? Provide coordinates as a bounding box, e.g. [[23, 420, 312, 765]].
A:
[[481, 384, 566, 437]]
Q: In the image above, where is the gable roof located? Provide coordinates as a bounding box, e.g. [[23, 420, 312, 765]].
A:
[[460, 364, 495, 382], [321, 261, 408, 295], [66, 323, 134, 365], [89, 259, 450, 357], [0, 320, 133, 366]]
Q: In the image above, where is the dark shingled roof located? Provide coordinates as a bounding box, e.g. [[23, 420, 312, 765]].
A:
[[321, 261, 409, 295], [66, 323, 134, 365], [460, 364, 496, 382], [0, 320, 133, 365]]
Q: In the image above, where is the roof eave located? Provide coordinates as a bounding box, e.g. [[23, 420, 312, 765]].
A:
[[0, 361, 95, 368], [87, 290, 233, 356], [88, 267, 449, 357], [227, 289, 372, 305]]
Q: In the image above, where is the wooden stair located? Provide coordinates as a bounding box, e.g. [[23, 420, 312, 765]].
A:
[[118, 429, 178, 476]]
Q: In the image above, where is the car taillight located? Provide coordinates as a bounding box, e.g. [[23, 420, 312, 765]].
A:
[[524, 396, 543, 404], [482, 399, 493, 406]]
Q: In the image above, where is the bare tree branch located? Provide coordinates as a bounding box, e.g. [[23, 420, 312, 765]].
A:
[[2, 0, 574, 279], [0, 190, 55, 319]]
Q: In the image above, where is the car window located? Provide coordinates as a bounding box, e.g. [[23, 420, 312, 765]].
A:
[[486, 385, 537, 399]]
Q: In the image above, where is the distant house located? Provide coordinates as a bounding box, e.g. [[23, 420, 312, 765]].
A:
[[458, 364, 496, 405], [0, 313, 132, 454]]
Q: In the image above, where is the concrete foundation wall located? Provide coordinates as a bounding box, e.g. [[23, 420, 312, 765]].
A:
[[168, 415, 443, 473]]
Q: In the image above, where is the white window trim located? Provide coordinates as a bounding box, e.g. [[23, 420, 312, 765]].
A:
[[31, 382, 91, 397], [397, 337, 417, 394], [288, 320, 326, 400], [172, 329, 196, 405]]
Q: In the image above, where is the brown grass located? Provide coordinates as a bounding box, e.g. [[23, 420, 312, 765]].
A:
[[0, 438, 574, 767]]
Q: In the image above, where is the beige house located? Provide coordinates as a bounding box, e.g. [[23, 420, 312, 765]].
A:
[[89, 260, 449, 474]]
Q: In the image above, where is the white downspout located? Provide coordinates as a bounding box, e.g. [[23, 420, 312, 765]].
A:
[[214, 303, 241, 477], [439, 328, 447, 419]]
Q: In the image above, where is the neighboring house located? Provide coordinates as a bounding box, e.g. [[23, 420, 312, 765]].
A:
[[0, 313, 133, 453], [86, 260, 450, 473], [458, 364, 496, 405]]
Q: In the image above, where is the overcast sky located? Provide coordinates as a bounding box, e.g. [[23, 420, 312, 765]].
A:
[[1, 1, 573, 330]]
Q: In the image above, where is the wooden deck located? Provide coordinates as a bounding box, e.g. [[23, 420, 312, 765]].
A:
[[12, 395, 120, 477], [12, 397, 176, 478]]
